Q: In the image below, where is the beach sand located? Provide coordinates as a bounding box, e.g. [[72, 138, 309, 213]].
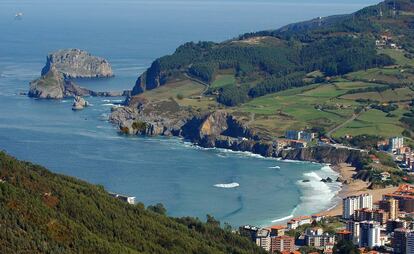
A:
[[322, 163, 398, 217]]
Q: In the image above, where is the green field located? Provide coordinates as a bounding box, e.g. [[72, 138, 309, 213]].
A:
[[341, 87, 414, 102], [379, 48, 414, 67], [332, 109, 406, 138], [211, 74, 236, 89]]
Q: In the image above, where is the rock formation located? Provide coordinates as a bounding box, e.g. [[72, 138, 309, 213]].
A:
[[41, 49, 113, 78], [72, 96, 89, 110], [28, 67, 67, 99]]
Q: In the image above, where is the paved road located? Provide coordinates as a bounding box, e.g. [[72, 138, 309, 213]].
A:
[[325, 111, 364, 143]]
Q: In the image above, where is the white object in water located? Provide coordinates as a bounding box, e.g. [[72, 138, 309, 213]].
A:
[[214, 182, 240, 188]]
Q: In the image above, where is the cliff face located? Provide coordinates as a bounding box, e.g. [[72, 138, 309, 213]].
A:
[[280, 146, 367, 168], [110, 101, 367, 166], [41, 49, 113, 79], [29, 67, 127, 99], [28, 67, 66, 99]]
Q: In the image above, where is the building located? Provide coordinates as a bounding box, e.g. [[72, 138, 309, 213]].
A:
[[359, 221, 381, 248], [386, 219, 407, 234], [384, 185, 414, 213], [312, 213, 326, 222], [304, 228, 335, 248], [393, 228, 411, 254], [343, 194, 373, 219], [346, 220, 360, 244], [389, 137, 404, 152], [336, 229, 352, 242], [287, 216, 312, 230], [268, 225, 286, 237], [256, 228, 271, 252], [271, 235, 295, 253], [109, 192, 136, 205], [239, 225, 259, 241], [354, 208, 389, 225], [406, 232, 414, 254], [379, 198, 399, 220], [285, 130, 315, 142]]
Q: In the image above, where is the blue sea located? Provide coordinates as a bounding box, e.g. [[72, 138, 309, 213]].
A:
[[0, 0, 378, 226]]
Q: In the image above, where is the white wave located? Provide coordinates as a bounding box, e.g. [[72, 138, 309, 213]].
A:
[[295, 170, 341, 217], [271, 214, 293, 223], [102, 103, 115, 106], [269, 166, 281, 169], [214, 182, 240, 188], [270, 205, 298, 223]]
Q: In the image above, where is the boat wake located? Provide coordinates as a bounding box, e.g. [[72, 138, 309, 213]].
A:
[[214, 182, 240, 189]]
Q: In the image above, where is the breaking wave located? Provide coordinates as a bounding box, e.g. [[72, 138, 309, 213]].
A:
[[214, 182, 240, 189]]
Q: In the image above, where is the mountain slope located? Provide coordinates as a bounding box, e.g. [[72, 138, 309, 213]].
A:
[[0, 151, 265, 254], [130, 0, 414, 107]]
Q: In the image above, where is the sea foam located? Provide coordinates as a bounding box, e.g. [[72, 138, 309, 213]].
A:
[[214, 182, 240, 188]]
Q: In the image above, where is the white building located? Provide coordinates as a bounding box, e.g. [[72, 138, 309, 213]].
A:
[[343, 194, 373, 219], [389, 137, 404, 152], [407, 232, 414, 254], [359, 221, 381, 248]]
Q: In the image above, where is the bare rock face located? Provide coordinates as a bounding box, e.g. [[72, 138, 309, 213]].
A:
[[41, 49, 113, 78], [28, 67, 65, 99], [72, 96, 89, 110]]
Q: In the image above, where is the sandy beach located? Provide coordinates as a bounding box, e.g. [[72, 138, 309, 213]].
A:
[[322, 163, 398, 217]]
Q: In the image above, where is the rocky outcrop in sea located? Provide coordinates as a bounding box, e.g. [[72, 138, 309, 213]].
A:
[[41, 49, 113, 78], [28, 49, 130, 100], [72, 96, 89, 110]]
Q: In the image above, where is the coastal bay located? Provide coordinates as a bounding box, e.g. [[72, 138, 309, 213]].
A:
[[0, 0, 378, 227]]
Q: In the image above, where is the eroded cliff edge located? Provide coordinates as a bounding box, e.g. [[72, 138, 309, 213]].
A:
[[110, 97, 368, 169]]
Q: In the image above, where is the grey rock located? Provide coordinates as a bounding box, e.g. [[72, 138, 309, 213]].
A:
[[72, 96, 89, 110], [41, 49, 113, 78]]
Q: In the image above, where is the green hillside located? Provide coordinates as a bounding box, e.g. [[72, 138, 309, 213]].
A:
[[129, 0, 414, 141], [0, 151, 265, 254]]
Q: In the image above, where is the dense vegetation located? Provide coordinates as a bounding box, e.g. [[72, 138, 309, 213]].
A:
[[130, 0, 414, 107], [0, 151, 265, 254]]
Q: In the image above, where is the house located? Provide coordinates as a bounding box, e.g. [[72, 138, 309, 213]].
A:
[[268, 225, 286, 237], [380, 172, 391, 181], [287, 216, 312, 230], [109, 192, 136, 205], [312, 213, 326, 222]]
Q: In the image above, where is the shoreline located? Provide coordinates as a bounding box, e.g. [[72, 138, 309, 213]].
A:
[[320, 163, 398, 217]]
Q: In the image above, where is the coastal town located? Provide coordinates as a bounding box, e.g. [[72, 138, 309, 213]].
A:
[[241, 185, 414, 254]]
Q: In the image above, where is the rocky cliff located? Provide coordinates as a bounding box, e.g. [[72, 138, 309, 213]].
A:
[[29, 67, 128, 99], [110, 99, 367, 166], [41, 49, 113, 78]]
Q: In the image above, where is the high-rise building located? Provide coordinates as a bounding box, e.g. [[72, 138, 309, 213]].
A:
[[354, 208, 389, 225], [379, 198, 399, 220], [393, 228, 411, 254], [346, 221, 360, 244], [343, 194, 373, 219], [407, 232, 414, 254], [389, 137, 404, 152], [384, 185, 414, 213], [387, 219, 407, 234], [359, 221, 381, 248], [271, 235, 295, 253]]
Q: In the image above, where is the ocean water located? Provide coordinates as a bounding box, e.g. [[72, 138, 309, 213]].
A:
[[0, 0, 378, 226]]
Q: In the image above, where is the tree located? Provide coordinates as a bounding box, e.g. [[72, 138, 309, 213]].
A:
[[147, 203, 167, 215], [333, 240, 360, 254]]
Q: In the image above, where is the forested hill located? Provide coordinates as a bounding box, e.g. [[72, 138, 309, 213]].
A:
[[130, 0, 414, 106], [0, 151, 265, 254]]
